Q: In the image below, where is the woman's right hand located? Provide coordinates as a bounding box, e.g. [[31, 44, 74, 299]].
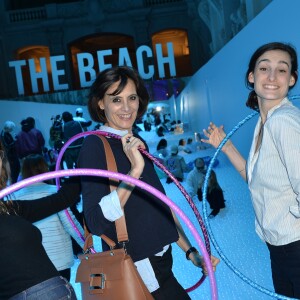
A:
[[121, 134, 145, 178], [201, 122, 227, 149], [202, 122, 246, 181]]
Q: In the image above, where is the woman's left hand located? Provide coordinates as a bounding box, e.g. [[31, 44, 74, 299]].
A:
[[190, 252, 220, 275], [121, 134, 146, 178]]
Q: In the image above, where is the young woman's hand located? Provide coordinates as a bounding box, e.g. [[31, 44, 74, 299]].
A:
[[202, 122, 229, 150], [121, 134, 146, 178]]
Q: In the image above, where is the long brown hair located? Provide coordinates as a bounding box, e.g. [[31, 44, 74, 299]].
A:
[[21, 154, 49, 179], [208, 170, 222, 193], [0, 141, 10, 190], [0, 141, 14, 215]]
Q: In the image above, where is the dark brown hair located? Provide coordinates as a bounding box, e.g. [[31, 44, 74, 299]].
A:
[[245, 42, 298, 111], [156, 138, 167, 151], [0, 141, 14, 215], [88, 66, 150, 123], [21, 154, 49, 179], [208, 170, 222, 193], [0, 141, 10, 190]]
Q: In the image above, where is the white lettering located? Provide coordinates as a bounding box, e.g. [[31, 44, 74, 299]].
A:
[[156, 42, 176, 78], [50, 55, 69, 90], [97, 49, 113, 72], [29, 58, 49, 93], [136, 45, 154, 80], [118, 47, 133, 67], [77, 53, 96, 88], [9, 60, 26, 95], [8, 43, 177, 95]]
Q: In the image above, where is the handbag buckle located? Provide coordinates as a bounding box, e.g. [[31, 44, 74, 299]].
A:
[[83, 246, 93, 254], [89, 273, 105, 290], [119, 241, 129, 254]]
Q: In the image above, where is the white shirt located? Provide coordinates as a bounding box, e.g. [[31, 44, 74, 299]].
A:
[[186, 167, 205, 199], [13, 182, 84, 270], [73, 116, 87, 122], [247, 97, 300, 246]]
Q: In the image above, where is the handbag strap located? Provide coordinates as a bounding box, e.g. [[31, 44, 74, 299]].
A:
[[83, 135, 129, 251], [98, 135, 129, 243]]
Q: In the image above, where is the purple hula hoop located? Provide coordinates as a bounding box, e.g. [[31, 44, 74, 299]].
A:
[[0, 169, 218, 300], [55, 130, 212, 292]]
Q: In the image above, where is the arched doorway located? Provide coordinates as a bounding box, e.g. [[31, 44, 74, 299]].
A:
[[15, 45, 51, 95], [151, 29, 192, 78]]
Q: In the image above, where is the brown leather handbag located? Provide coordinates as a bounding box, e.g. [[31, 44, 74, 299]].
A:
[[75, 136, 154, 300]]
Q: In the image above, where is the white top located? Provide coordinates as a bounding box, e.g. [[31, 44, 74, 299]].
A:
[[186, 167, 205, 199], [73, 116, 87, 122], [13, 182, 84, 270], [247, 97, 300, 246]]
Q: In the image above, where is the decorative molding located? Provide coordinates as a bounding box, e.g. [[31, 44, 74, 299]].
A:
[[7, 7, 46, 23]]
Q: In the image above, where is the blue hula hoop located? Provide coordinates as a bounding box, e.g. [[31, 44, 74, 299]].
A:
[[202, 94, 300, 300]]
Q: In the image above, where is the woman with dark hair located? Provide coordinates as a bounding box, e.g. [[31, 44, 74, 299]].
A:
[[78, 66, 219, 299], [178, 138, 192, 154], [156, 138, 169, 158], [14, 154, 84, 282], [15, 116, 45, 159], [0, 141, 80, 299], [0, 121, 20, 184], [205, 170, 225, 218], [202, 42, 300, 298]]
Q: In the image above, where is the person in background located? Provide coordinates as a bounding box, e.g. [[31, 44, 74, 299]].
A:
[[178, 138, 192, 155], [78, 66, 219, 299], [202, 42, 300, 298], [174, 120, 184, 134], [194, 133, 209, 150], [0, 121, 20, 183], [152, 138, 169, 179], [143, 113, 152, 131], [73, 107, 92, 131], [162, 113, 171, 130], [186, 137, 196, 153], [61, 111, 85, 169], [156, 125, 165, 137], [0, 141, 80, 299], [186, 157, 206, 202], [15, 117, 45, 160], [13, 154, 84, 281], [204, 170, 226, 218], [165, 145, 189, 183], [73, 108, 86, 122], [155, 138, 169, 159], [49, 114, 64, 151], [154, 111, 162, 127], [132, 121, 142, 135]]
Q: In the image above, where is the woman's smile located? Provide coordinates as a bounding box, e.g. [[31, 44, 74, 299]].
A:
[[98, 79, 139, 131]]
